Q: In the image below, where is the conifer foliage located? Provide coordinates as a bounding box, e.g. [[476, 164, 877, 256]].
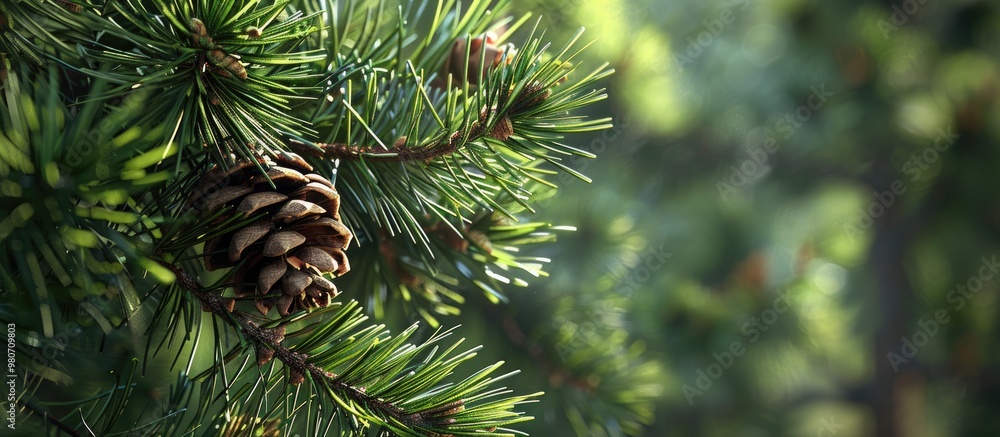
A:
[[0, 1, 625, 436]]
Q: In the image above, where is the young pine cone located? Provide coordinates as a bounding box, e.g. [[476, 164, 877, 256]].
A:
[[440, 32, 516, 87], [193, 153, 352, 316]]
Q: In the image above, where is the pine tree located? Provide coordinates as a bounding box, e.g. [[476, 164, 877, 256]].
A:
[[0, 1, 659, 436]]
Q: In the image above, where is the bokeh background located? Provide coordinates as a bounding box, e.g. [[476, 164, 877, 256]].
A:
[[434, 0, 1000, 435]]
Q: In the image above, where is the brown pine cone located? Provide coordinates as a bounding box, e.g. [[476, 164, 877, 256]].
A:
[[438, 32, 516, 87], [193, 153, 352, 316]]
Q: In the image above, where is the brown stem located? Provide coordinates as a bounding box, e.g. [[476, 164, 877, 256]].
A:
[[296, 82, 549, 163], [309, 129, 467, 163], [157, 260, 453, 431]]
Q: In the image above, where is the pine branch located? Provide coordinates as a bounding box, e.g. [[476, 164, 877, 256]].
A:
[[59, 0, 327, 167], [312, 24, 612, 265], [3, 1, 623, 435], [0, 1, 95, 70], [158, 258, 539, 436], [190, 277, 411, 424], [293, 81, 548, 163]]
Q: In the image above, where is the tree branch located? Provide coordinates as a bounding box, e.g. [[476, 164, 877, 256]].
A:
[[289, 82, 547, 163], [157, 260, 459, 432]]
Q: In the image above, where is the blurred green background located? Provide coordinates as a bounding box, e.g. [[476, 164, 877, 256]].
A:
[[440, 0, 1000, 435]]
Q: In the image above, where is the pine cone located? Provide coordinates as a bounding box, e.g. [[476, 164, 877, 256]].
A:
[[194, 153, 352, 316], [438, 32, 516, 87]]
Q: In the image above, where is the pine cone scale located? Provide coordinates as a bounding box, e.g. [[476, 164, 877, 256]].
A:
[[305, 173, 335, 189], [262, 231, 307, 257], [291, 183, 341, 218], [292, 217, 352, 249], [282, 269, 312, 296], [238, 191, 289, 215], [229, 219, 272, 262], [294, 246, 337, 273], [204, 185, 255, 212], [274, 199, 326, 222], [259, 259, 287, 293]]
